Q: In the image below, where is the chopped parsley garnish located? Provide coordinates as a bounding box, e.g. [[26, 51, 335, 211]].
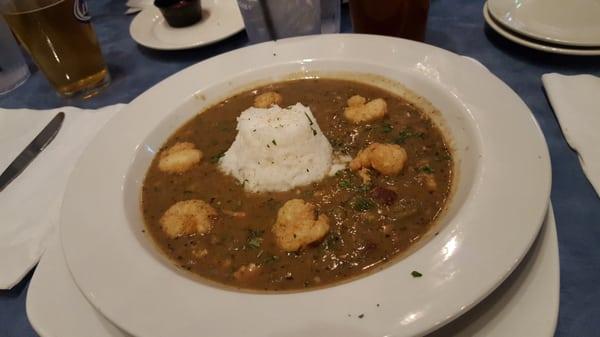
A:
[[381, 123, 393, 133], [420, 165, 434, 173], [352, 197, 376, 212], [247, 229, 264, 249], [263, 255, 280, 264], [272, 139, 277, 146], [210, 152, 225, 163], [411, 270, 423, 278], [395, 127, 425, 144], [303, 112, 318, 135], [247, 237, 263, 249], [338, 179, 352, 189], [304, 112, 314, 125], [358, 314, 365, 319]]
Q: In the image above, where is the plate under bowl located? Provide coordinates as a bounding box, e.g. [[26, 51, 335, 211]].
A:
[[61, 34, 551, 337]]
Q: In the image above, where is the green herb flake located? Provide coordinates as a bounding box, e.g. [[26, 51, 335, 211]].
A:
[[352, 197, 376, 212], [247, 237, 263, 249], [263, 255, 280, 264], [395, 129, 413, 144], [312, 128, 318, 136], [304, 112, 314, 126], [272, 139, 277, 146], [411, 270, 423, 278], [381, 123, 394, 133], [395, 128, 425, 144], [247, 228, 264, 248], [210, 152, 225, 163], [338, 179, 352, 189], [420, 165, 434, 174]]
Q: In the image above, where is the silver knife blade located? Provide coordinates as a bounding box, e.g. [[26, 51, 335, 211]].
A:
[[0, 112, 65, 192]]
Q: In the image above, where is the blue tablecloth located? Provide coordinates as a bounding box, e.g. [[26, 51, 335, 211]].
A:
[[1, 0, 599, 336]]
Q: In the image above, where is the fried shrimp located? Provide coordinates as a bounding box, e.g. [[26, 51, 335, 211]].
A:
[[254, 91, 283, 108], [350, 143, 408, 175], [272, 199, 330, 252], [343, 95, 387, 124], [158, 142, 202, 174], [159, 200, 217, 238]]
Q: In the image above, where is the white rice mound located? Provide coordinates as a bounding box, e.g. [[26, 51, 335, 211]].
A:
[[219, 103, 333, 192]]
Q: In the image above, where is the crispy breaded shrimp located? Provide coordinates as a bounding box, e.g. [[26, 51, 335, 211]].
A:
[[158, 142, 202, 174], [347, 94, 366, 107], [343, 95, 387, 124], [358, 167, 371, 184], [350, 143, 408, 175], [254, 91, 283, 108], [272, 199, 330, 252], [159, 200, 217, 238], [233, 263, 260, 280]]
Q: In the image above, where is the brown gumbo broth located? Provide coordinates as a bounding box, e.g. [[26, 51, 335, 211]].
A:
[[141, 78, 453, 291]]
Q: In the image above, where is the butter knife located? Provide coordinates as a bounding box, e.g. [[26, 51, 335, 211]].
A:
[[0, 112, 65, 192]]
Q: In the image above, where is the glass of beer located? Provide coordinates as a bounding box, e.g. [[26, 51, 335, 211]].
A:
[[349, 0, 430, 42], [1, 0, 110, 98]]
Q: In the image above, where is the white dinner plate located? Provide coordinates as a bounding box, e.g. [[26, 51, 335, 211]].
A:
[[60, 34, 551, 337], [484, 3, 600, 56], [26, 205, 559, 337], [129, 0, 244, 50], [487, 0, 600, 47]]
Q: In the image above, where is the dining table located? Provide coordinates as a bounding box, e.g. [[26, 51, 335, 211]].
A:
[[1, 0, 599, 336]]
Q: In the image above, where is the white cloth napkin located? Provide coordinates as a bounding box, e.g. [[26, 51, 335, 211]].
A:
[[542, 73, 600, 197], [125, 0, 152, 14], [0, 104, 124, 289]]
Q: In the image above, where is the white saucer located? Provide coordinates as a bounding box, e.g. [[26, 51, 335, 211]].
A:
[[484, 2, 600, 56], [129, 0, 244, 50], [487, 0, 600, 47], [25, 205, 559, 337]]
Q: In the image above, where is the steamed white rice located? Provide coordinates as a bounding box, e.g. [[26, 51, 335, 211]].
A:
[[219, 103, 333, 192]]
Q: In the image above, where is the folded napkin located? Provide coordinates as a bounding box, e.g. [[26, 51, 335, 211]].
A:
[[542, 73, 600, 197], [125, 0, 152, 14], [0, 104, 124, 289]]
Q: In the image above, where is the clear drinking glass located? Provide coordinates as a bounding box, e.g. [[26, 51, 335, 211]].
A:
[[1, 0, 110, 98], [236, 0, 340, 43], [0, 17, 29, 95]]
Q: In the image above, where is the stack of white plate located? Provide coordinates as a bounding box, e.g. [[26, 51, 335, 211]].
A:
[[484, 0, 600, 55], [26, 35, 559, 337]]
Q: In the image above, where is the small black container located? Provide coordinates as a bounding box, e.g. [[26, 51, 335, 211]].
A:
[[154, 0, 202, 28]]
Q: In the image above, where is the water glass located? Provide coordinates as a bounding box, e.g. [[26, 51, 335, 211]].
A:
[[236, 0, 340, 43], [0, 17, 29, 95]]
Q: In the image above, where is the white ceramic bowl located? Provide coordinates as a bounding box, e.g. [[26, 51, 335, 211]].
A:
[[61, 34, 551, 337]]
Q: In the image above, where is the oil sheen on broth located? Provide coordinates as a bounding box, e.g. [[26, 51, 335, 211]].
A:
[[141, 78, 453, 291]]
